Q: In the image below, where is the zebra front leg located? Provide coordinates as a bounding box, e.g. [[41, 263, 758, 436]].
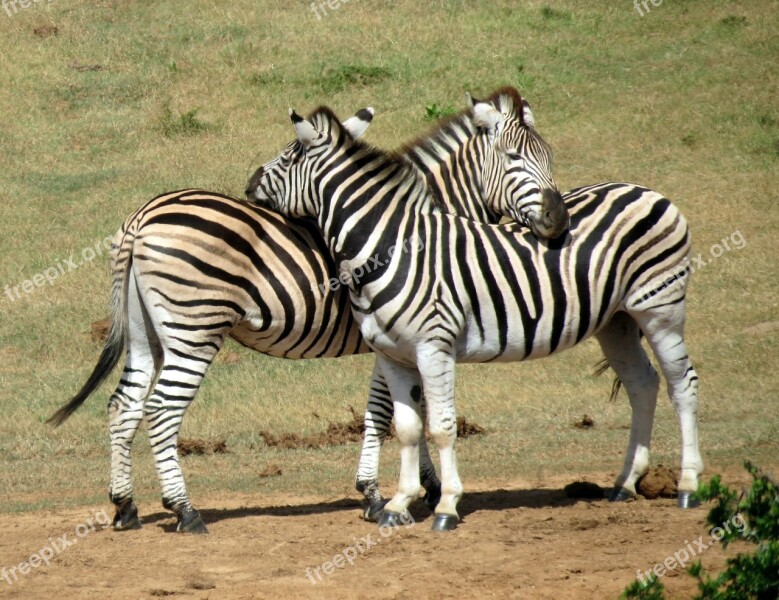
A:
[[373, 357, 425, 527], [356, 362, 441, 521], [417, 345, 461, 532], [418, 396, 442, 511]]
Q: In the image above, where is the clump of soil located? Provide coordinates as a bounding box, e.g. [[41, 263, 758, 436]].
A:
[[564, 481, 605, 499], [457, 416, 485, 437], [259, 419, 363, 449], [637, 465, 678, 499], [33, 24, 59, 37], [258, 464, 283, 478], [573, 414, 595, 429], [260, 410, 485, 449], [217, 351, 241, 364], [90, 318, 110, 342], [178, 438, 228, 456]]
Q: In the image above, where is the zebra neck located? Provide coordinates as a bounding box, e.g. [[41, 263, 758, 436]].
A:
[[317, 162, 433, 268], [402, 118, 495, 223]]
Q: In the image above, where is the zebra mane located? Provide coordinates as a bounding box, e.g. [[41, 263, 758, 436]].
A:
[[306, 105, 447, 212], [398, 85, 528, 158]]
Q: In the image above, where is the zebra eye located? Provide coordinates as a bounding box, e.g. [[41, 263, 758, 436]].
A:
[[507, 152, 523, 162]]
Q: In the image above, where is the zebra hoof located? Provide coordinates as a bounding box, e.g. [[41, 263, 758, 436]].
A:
[[362, 498, 389, 522], [177, 509, 209, 534], [423, 484, 442, 512], [377, 510, 408, 528], [113, 501, 142, 531], [431, 514, 458, 532], [609, 487, 635, 503], [677, 491, 701, 509]]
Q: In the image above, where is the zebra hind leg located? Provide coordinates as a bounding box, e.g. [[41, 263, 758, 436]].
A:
[[143, 343, 223, 534], [108, 275, 158, 531], [632, 300, 703, 509], [356, 363, 393, 521], [595, 312, 659, 502]]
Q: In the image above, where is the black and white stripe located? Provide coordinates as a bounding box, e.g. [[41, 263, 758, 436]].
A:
[[248, 106, 703, 530]]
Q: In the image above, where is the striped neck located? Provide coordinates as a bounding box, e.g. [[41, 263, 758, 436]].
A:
[[400, 112, 497, 223], [316, 143, 438, 265]]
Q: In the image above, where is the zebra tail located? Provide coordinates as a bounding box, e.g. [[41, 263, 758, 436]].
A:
[[593, 358, 623, 403], [47, 232, 130, 427]]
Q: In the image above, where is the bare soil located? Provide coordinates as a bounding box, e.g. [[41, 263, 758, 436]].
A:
[[0, 470, 748, 600]]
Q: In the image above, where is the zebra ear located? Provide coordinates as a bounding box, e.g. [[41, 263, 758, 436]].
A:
[[342, 107, 374, 140], [521, 99, 536, 128], [471, 102, 503, 134], [465, 92, 476, 110], [289, 108, 319, 146]]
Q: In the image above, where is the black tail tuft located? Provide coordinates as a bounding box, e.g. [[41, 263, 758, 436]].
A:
[[47, 331, 124, 427], [593, 358, 623, 403]]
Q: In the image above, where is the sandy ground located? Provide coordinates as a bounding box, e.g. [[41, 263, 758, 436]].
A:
[[0, 470, 752, 600]]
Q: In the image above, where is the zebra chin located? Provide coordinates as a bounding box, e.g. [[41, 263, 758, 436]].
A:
[[524, 189, 569, 240]]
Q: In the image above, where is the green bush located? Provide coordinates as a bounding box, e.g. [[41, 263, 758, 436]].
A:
[[622, 462, 779, 600]]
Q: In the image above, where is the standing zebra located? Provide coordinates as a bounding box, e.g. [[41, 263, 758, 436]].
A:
[[246, 106, 703, 531], [48, 90, 566, 533]]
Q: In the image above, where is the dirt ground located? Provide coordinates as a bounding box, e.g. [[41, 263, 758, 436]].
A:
[[0, 470, 752, 600]]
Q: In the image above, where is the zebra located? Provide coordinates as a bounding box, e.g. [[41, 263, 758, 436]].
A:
[[245, 105, 703, 531], [47, 90, 565, 533]]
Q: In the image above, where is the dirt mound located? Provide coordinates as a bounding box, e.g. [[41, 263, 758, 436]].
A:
[[260, 411, 485, 449], [456, 416, 485, 437], [258, 464, 283, 478], [573, 414, 595, 429], [260, 413, 365, 449], [178, 438, 228, 456], [637, 465, 678, 499], [90, 318, 110, 342]]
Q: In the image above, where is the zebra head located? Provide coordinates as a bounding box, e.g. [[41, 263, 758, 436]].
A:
[[467, 88, 569, 239], [245, 107, 374, 216]]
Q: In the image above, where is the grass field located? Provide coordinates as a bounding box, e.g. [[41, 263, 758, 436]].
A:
[[0, 0, 776, 534]]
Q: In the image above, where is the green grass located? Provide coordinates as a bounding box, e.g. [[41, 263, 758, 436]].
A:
[[0, 0, 777, 513]]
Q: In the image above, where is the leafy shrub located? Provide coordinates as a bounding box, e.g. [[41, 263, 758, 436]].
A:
[[621, 462, 779, 599], [423, 103, 456, 121]]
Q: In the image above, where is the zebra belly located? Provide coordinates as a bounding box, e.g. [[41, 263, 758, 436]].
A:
[[229, 311, 370, 359]]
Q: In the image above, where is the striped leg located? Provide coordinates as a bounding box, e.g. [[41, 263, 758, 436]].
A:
[[108, 276, 157, 530], [143, 344, 221, 534], [417, 345, 462, 531], [595, 312, 659, 501], [356, 362, 441, 521], [632, 300, 703, 508], [374, 356, 425, 526]]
